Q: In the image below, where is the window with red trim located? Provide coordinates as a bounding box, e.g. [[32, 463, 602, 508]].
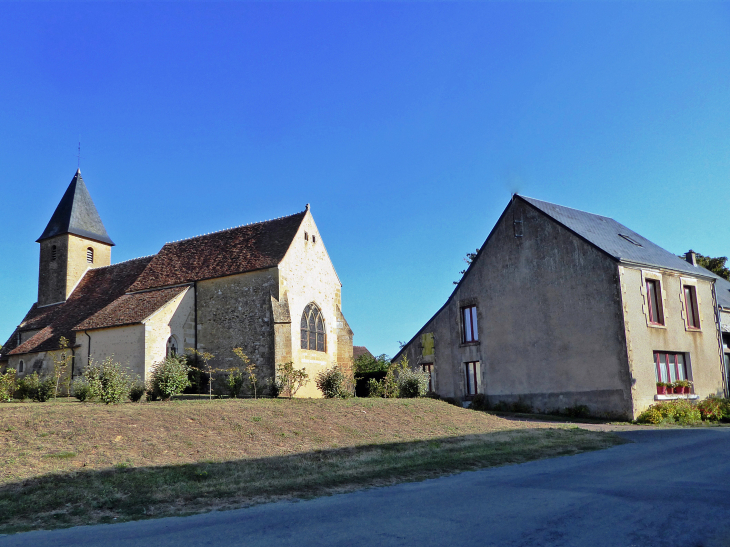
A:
[[654, 351, 689, 385], [461, 306, 478, 343], [646, 279, 664, 325], [684, 285, 700, 329]]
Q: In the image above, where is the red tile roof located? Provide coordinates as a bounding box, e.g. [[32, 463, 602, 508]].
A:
[[129, 212, 306, 291], [75, 286, 189, 331], [353, 346, 373, 360], [1, 257, 153, 358]]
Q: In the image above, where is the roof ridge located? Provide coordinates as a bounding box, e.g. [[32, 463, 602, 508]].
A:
[[163, 209, 307, 245], [519, 195, 614, 222], [93, 255, 156, 270]]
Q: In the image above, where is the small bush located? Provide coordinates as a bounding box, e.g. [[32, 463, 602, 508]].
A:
[[129, 381, 146, 403], [276, 362, 309, 399], [366, 377, 384, 398], [15, 373, 55, 402], [149, 355, 191, 401], [637, 400, 701, 425], [511, 399, 533, 414], [425, 391, 440, 399], [316, 366, 347, 398], [469, 393, 489, 411], [224, 369, 245, 398], [84, 358, 132, 404], [397, 368, 430, 398], [697, 397, 723, 422], [441, 396, 461, 407], [72, 378, 93, 402], [0, 370, 16, 402]]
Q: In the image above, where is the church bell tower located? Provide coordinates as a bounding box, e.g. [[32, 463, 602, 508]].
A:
[[36, 169, 115, 307]]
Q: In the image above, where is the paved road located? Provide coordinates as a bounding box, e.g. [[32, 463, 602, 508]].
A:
[[3, 428, 730, 547]]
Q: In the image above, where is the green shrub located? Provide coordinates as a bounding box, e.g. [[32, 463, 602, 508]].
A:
[[397, 368, 430, 398], [149, 355, 191, 401], [316, 365, 348, 398], [84, 358, 132, 404], [15, 373, 55, 402], [366, 377, 384, 398], [0, 370, 16, 402], [441, 396, 461, 407], [72, 378, 92, 402], [637, 400, 701, 425], [276, 362, 309, 399], [224, 368, 245, 398], [697, 397, 723, 421], [469, 393, 489, 411], [128, 381, 146, 403]]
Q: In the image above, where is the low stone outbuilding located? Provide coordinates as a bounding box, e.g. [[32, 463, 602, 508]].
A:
[[1, 170, 353, 396], [395, 195, 726, 420]]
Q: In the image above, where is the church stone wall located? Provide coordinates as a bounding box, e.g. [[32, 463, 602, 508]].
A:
[[279, 210, 352, 398], [196, 269, 279, 381]]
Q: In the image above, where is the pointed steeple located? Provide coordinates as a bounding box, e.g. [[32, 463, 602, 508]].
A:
[[37, 169, 115, 246]]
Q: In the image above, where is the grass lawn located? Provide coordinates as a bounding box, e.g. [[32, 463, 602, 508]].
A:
[[0, 397, 625, 533]]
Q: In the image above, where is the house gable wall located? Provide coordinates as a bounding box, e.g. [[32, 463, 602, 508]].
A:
[[399, 198, 632, 417]]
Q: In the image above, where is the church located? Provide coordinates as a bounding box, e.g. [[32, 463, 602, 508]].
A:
[[0, 170, 353, 398]]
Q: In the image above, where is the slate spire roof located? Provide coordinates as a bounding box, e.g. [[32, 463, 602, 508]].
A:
[[37, 169, 115, 246]]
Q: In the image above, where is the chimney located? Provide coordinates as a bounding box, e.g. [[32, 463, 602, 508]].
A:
[[685, 250, 697, 266]]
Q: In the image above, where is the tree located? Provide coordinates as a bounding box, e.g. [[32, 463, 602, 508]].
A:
[[233, 348, 259, 399], [353, 353, 390, 374], [188, 349, 216, 400], [454, 248, 480, 284], [50, 336, 73, 398], [682, 251, 730, 281], [276, 361, 309, 399]]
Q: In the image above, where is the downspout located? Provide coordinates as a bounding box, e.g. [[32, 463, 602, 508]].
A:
[[712, 283, 727, 397]]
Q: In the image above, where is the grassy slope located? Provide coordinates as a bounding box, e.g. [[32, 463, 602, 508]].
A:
[[0, 398, 624, 533]]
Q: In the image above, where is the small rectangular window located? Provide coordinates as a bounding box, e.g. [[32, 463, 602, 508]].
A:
[[86, 247, 94, 263], [646, 279, 664, 325], [684, 285, 700, 329], [464, 361, 479, 397], [461, 306, 478, 343]]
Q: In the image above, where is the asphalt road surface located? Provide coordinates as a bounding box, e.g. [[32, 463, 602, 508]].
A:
[[3, 428, 730, 547]]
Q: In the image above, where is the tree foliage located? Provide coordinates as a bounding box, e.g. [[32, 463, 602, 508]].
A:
[[353, 353, 390, 374], [276, 361, 309, 399], [688, 251, 730, 281], [454, 248, 480, 284]]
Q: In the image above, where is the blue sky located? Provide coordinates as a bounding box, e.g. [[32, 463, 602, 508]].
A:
[[1, 2, 729, 357]]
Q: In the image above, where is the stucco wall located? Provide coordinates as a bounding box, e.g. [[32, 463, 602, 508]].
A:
[[620, 266, 724, 415], [77, 324, 146, 379], [278, 209, 352, 398], [143, 287, 194, 379], [38, 234, 111, 306], [398, 198, 632, 418]]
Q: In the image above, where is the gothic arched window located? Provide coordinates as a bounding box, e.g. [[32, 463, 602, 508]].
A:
[[18, 360, 24, 373], [301, 303, 326, 352], [166, 336, 178, 357], [87, 247, 94, 263]]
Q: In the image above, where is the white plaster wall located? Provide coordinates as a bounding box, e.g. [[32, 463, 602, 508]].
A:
[[279, 210, 345, 398], [81, 324, 146, 380], [143, 288, 194, 379]]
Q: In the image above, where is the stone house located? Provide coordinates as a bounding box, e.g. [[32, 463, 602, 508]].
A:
[[0, 170, 353, 397], [394, 195, 726, 419]]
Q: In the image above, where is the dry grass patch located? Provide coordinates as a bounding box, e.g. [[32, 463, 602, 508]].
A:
[[0, 398, 624, 533]]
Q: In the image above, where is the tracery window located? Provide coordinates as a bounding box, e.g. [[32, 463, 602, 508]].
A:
[[166, 336, 178, 357], [301, 303, 326, 352]]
